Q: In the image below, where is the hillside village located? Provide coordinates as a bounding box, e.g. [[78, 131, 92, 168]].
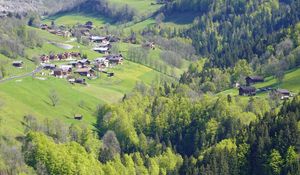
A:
[[0, 0, 300, 174], [12, 21, 296, 98], [11, 21, 126, 85]]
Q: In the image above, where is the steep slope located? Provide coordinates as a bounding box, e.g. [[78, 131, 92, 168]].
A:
[[0, 0, 86, 15]]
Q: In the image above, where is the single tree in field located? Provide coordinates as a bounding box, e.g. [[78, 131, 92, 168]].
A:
[[274, 59, 288, 86], [110, 44, 120, 55], [275, 70, 285, 86], [49, 89, 59, 107], [155, 12, 165, 26], [0, 65, 6, 79], [32, 56, 40, 65], [99, 130, 120, 163]]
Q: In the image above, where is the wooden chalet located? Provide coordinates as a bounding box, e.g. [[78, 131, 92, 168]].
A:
[[142, 42, 156, 50], [40, 24, 50, 30], [70, 52, 81, 58], [77, 59, 91, 68], [93, 47, 110, 54], [12, 61, 23, 68], [40, 55, 50, 63], [49, 54, 58, 60], [239, 86, 256, 96], [106, 54, 123, 64], [90, 36, 107, 43], [95, 57, 109, 67], [85, 21, 93, 29], [64, 52, 72, 59], [246, 76, 264, 86], [75, 78, 86, 84], [42, 64, 56, 70], [276, 89, 292, 100], [53, 68, 70, 78], [74, 114, 83, 120], [107, 72, 114, 77], [53, 68, 63, 77], [68, 78, 86, 85], [57, 54, 64, 60], [74, 67, 94, 77]]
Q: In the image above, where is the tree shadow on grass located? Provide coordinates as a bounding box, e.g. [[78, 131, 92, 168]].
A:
[[43, 99, 53, 107], [164, 12, 198, 25]]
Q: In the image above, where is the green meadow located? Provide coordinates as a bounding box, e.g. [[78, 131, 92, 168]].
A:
[[0, 24, 169, 137], [0, 6, 216, 138], [0, 54, 36, 77], [108, 0, 162, 16], [43, 12, 111, 26], [220, 67, 300, 97]]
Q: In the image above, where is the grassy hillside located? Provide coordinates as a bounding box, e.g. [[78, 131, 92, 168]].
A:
[[122, 12, 196, 34], [0, 60, 164, 136], [108, 0, 162, 16], [221, 67, 300, 97], [43, 12, 111, 26], [0, 25, 169, 137], [117, 42, 190, 78], [0, 54, 36, 77]]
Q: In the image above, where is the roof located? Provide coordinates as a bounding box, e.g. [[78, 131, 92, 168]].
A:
[[277, 89, 290, 94], [246, 76, 264, 81], [239, 86, 256, 91], [75, 68, 91, 73], [75, 78, 85, 82], [93, 47, 109, 51], [107, 56, 123, 61], [77, 59, 90, 64], [42, 64, 56, 67], [95, 57, 107, 62], [12, 61, 23, 64], [90, 36, 106, 40]]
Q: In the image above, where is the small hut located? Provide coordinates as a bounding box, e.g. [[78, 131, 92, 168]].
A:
[[239, 86, 256, 96], [12, 61, 23, 68]]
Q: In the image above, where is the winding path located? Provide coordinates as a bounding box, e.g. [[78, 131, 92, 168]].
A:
[[0, 66, 43, 83]]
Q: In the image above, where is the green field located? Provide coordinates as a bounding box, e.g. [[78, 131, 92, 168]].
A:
[[0, 54, 36, 77], [43, 12, 111, 26], [117, 42, 190, 78], [221, 68, 300, 96], [0, 25, 169, 137], [108, 0, 162, 16], [0, 60, 164, 136]]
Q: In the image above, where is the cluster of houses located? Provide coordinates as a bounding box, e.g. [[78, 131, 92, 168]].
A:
[[91, 35, 120, 54], [238, 76, 293, 100], [40, 21, 94, 38], [142, 41, 156, 50], [40, 52, 81, 63], [40, 53, 123, 84], [74, 21, 95, 37], [40, 24, 72, 38], [91, 36, 111, 54]]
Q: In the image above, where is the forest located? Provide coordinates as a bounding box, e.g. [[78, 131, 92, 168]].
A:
[[0, 0, 300, 175], [1, 82, 299, 174]]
